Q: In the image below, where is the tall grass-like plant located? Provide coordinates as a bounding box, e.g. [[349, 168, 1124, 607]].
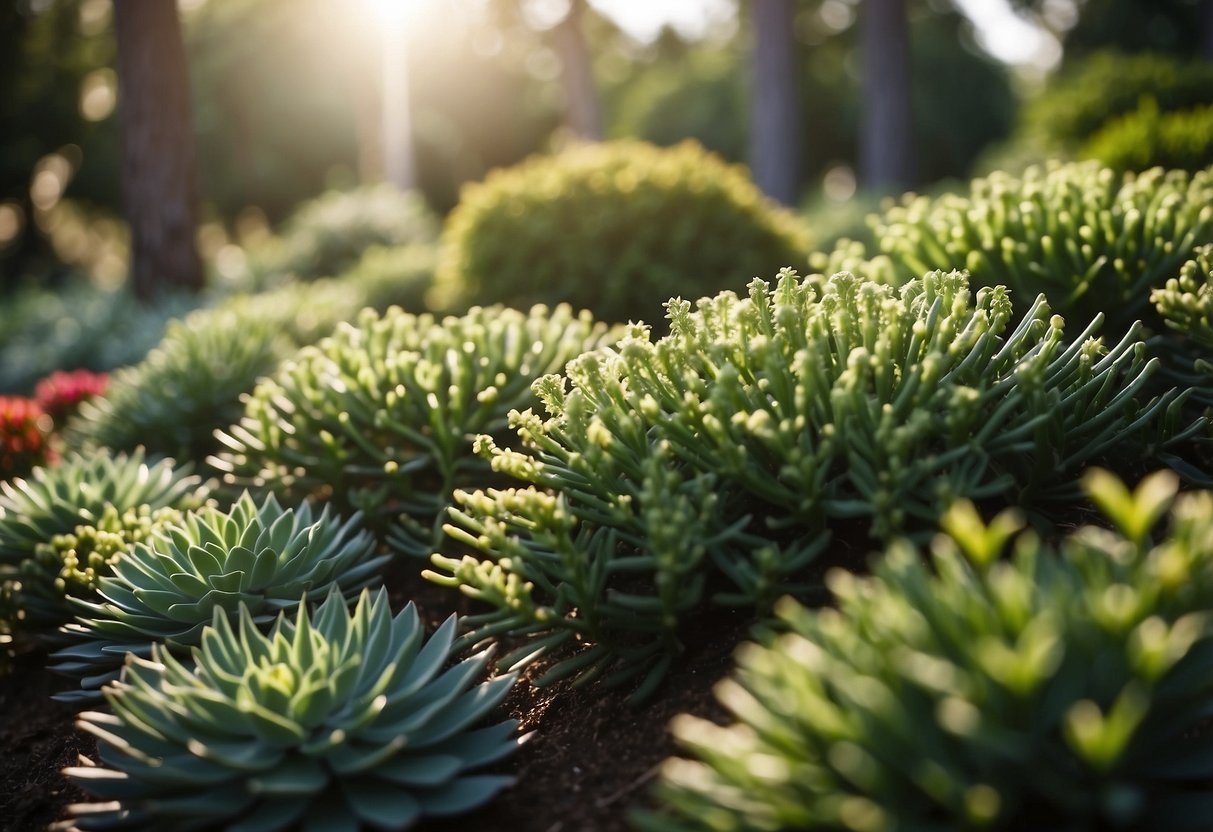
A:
[[65, 588, 520, 831], [427, 269, 1196, 702], [212, 304, 613, 556], [434, 140, 810, 325], [641, 471, 1213, 832], [52, 492, 386, 701], [0, 451, 202, 635]]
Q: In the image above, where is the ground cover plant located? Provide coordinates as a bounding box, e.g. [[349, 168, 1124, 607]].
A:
[[52, 492, 386, 701], [427, 267, 1200, 704], [64, 587, 521, 831], [0, 451, 203, 639], [641, 470, 1213, 831], [433, 140, 811, 325], [212, 302, 614, 556]]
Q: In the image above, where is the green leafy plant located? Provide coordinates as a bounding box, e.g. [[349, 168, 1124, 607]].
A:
[[845, 161, 1213, 336], [640, 470, 1213, 832], [427, 269, 1196, 702], [65, 587, 520, 831], [434, 140, 811, 325], [1083, 99, 1213, 174], [0, 396, 50, 482], [212, 303, 613, 556], [0, 450, 202, 635], [52, 491, 386, 701]]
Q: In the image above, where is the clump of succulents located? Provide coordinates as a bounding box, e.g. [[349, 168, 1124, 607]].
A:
[[65, 587, 520, 831], [1151, 245, 1213, 405], [0, 450, 202, 635], [428, 269, 1196, 702], [640, 470, 1213, 832], [34, 369, 108, 424], [52, 491, 386, 701], [0, 396, 50, 481], [858, 162, 1213, 335], [212, 303, 614, 556], [434, 140, 810, 325]]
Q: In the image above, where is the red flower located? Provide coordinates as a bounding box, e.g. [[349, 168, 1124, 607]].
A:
[[35, 370, 109, 422], [0, 396, 51, 480]]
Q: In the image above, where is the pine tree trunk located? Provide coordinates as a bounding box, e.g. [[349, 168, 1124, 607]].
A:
[[554, 0, 603, 140], [861, 0, 914, 194], [750, 0, 802, 206], [112, 0, 203, 301]]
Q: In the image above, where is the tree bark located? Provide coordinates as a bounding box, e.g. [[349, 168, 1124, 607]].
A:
[[861, 0, 914, 194], [1201, 0, 1213, 61], [750, 0, 802, 206], [112, 0, 203, 301], [554, 0, 603, 140]]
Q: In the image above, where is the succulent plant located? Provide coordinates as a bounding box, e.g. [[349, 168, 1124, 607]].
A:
[[212, 303, 614, 557], [52, 491, 387, 701], [434, 139, 810, 325], [0, 450, 202, 635], [428, 269, 1198, 702], [65, 587, 520, 831], [857, 162, 1213, 336], [640, 470, 1213, 832], [0, 396, 50, 481], [1151, 245, 1213, 407]]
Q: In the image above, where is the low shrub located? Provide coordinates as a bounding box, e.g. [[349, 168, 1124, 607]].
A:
[[427, 270, 1196, 702], [340, 242, 437, 313], [0, 450, 203, 636], [641, 470, 1213, 832], [52, 492, 386, 701], [1083, 99, 1213, 174], [212, 303, 613, 557], [0, 397, 50, 482], [65, 587, 520, 830], [434, 140, 811, 325]]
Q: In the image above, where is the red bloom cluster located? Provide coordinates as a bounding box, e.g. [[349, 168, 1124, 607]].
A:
[[35, 369, 109, 422], [0, 396, 50, 480]]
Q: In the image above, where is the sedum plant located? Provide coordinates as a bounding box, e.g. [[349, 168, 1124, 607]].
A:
[[52, 491, 386, 702], [1152, 245, 1213, 405], [428, 269, 1197, 702], [65, 587, 520, 831], [434, 140, 810, 325], [0, 450, 202, 636], [641, 470, 1213, 832], [212, 303, 613, 556], [856, 161, 1213, 336]]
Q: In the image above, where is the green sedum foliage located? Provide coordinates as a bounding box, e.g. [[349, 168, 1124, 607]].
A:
[[838, 162, 1213, 336], [1151, 245, 1213, 404], [434, 140, 811, 325], [641, 470, 1213, 832], [0, 450, 202, 635], [1083, 99, 1213, 175], [65, 587, 520, 831], [52, 492, 386, 702], [427, 270, 1195, 702], [212, 303, 613, 556]]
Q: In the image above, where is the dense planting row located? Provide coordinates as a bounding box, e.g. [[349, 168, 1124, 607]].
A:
[[2, 145, 1213, 830]]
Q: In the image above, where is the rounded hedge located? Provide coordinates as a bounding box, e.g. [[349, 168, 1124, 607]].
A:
[[1084, 99, 1213, 174], [434, 140, 811, 326]]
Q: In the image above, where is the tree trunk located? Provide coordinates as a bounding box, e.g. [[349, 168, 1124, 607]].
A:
[[554, 0, 603, 140], [750, 0, 802, 206], [112, 0, 203, 301], [1201, 0, 1213, 61], [861, 0, 914, 194]]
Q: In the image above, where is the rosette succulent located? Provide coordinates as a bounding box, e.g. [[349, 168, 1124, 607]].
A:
[[52, 492, 386, 701], [212, 303, 613, 556], [66, 587, 520, 831], [428, 269, 1198, 701], [0, 450, 202, 635], [641, 470, 1213, 832]]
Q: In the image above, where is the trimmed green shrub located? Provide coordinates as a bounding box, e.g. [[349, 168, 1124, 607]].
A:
[[1084, 99, 1213, 174], [66, 587, 520, 831], [844, 162, 1213, 336], [212, 303, 613, 557], [434, 140, 811, 325], [52, 492, 386, 701], [245, 183, 439, 289], [0, 450, 203, 635], [340, 243, 437, 313], [641, 470, 1213, 832], [427, 270, 1196, 702]]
